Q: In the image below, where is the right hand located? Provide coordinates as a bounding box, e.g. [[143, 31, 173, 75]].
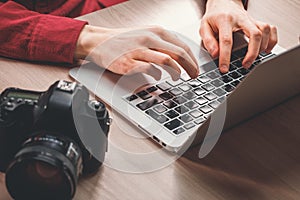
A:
[[75, 25, 199, 80]]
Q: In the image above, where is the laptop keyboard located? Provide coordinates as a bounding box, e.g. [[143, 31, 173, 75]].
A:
[[124, 47, 276, 135]]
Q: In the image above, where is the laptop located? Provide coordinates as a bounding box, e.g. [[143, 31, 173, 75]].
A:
[[69, 32, 300, 156]]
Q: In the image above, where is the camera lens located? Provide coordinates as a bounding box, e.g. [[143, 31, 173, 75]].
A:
[[5, 133, 83, 200]]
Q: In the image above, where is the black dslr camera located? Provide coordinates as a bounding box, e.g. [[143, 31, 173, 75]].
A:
[[0, 80, 111, 200]]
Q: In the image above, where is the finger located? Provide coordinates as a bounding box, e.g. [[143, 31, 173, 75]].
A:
[[199, 20, 219, 58], [218, 22, 234, 73], [126, 60, 162, 81], [149, 26, 199, 67], [239, 20, 262, 68], [256, 21, 271, 52], [133, 49, 182, 80], [147, 39, 199, 79], [265, 25, 278, 53]]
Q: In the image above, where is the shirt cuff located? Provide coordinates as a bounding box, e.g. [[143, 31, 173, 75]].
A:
[[29, 15, 88, 64], [99, 0, 127, 7]]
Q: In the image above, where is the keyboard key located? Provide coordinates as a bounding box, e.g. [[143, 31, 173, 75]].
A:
[[232, 59, 243, 68], [253, 60, 261, 66], [169, 88, 183, 96], [194, 97, 208, 105], [211, 79, 225, 87], [188, 79, 201, 87], [259, 51, 272, 57], [230, 54, 239, 62], [173, 127, 185, 135], [157, 82, 171, 91], [167, 79, 183, 87], [255, 55, 262, 61], [204, 93, 218, 101], [163, 100, 178, 109], [136, 90, 152, 100], [180, 73, 191, 82], [202, 83, 215, 91], [155, 115, 169, 124], [194, 88, 206, 96], [153, 104, 167, 113], [231, 80, 240, 87], [228, 71, 242, 79], [198, 75, 211, 83], [220, 75, 233, 83], [194, 117, 206, 124], [180, 114, 194, 123], [165, 119, 183, 130], [159, 92, 173, 101], [229, 64, 238, 71], [146, 109, 168, 123], [175, 105, 189, 114], [207, 71, 220, 79], [261, 53, 276, 61], [184, 122, 196, 130], [185, 101, 199, 110], [137, 98, 162, 111], [126, 94, 138, 101], [209, 101, 220, 109], [179, 84, 192, 92], [165, 110, 179, 119], [145, 109, 159, 118], [190, 110, 203, 118], [213, 88, 226, 97], [173, 96, 187, 104], [146, 86, 158, 93], [224, 84, 235, 92], [182, 91, 197, 99], [237, 68, 249, 75], [200, 105, 213, 114]]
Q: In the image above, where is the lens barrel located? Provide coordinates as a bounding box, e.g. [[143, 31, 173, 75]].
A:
[[5, 133, 83, 200]]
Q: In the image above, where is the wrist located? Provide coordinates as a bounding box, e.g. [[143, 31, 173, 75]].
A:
[[74, 25, 112, 60], [206, 0, 244, 10]]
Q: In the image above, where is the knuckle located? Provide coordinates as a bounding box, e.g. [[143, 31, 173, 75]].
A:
[[176, 47, 187, 58], [121, 64, 131, 74], [137, 35, 153, 45], [261, 24, 271, 34], [162, 55, 172, 65], [119, 57, 134, 74], [220, 13, 234, 23], [148, 25, 165, 35], [251, 30, 262, 40], [220, 35, 232, 46]]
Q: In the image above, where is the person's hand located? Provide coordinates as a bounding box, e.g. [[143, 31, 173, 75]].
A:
[[75, 25, 199, 80], [200, 0, 278, 73]]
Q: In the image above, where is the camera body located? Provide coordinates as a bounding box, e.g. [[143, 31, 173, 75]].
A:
[[0, 80, 111, 200]]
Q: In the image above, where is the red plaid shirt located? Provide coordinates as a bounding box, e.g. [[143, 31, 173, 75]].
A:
[[0, 0, 126, 64]]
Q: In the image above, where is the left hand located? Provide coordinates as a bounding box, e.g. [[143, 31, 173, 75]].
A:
[[200, 0, 278, 73]]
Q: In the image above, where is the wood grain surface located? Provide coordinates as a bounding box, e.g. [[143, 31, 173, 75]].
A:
[[0, 0, 299, 200]]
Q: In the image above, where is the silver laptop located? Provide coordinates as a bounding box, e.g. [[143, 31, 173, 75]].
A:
[[69, 32, 300, 156]]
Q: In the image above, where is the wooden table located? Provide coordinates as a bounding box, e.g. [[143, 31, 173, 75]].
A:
[[1, 0, 300, 199]]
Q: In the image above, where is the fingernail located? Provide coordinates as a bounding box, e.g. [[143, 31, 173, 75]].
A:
[[220, 64, 229, 73], [244, 62, 252, 68]]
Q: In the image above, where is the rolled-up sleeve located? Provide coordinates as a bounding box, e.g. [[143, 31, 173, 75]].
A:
[[0, 1, 87, 64]]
